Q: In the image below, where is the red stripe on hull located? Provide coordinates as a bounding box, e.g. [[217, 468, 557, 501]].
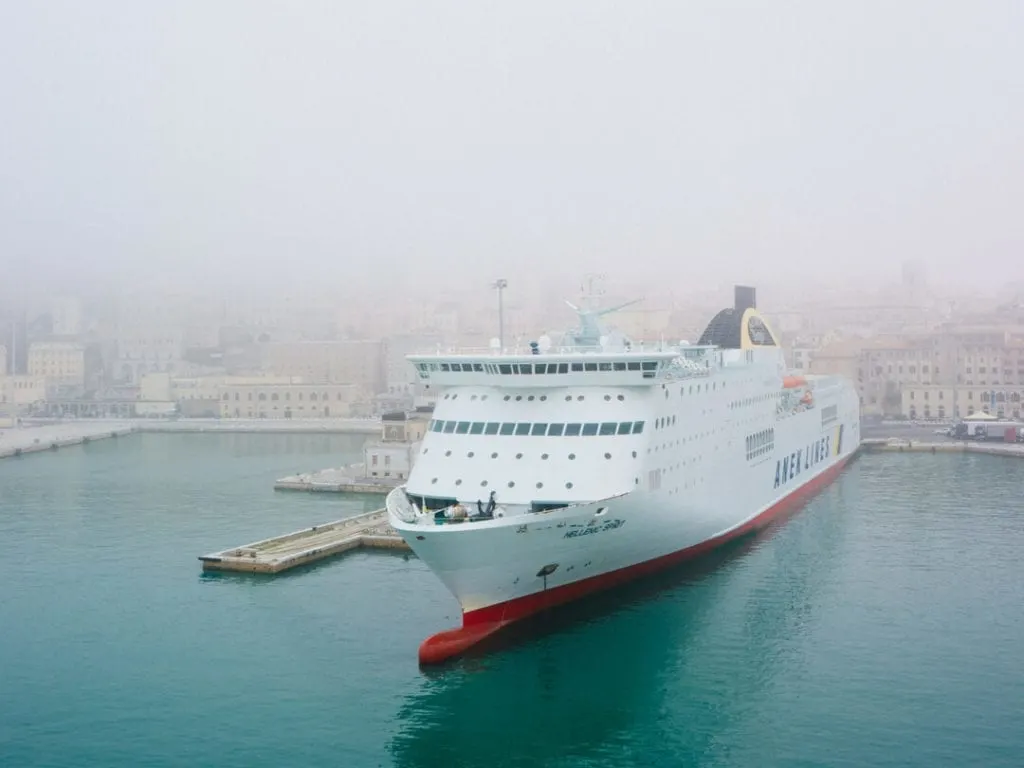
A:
[[418, 454, 852, 665]]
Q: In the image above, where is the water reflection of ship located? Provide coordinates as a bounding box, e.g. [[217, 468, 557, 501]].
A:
[[388, 497, 846, 768]]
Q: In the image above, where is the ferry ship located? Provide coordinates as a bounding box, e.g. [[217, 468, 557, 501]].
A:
[[386, 285, 860, 663]]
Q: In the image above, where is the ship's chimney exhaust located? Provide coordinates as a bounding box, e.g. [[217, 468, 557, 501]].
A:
[[734, 285, 756, 313]]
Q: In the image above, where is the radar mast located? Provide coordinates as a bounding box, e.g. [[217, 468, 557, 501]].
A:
[[563, 273, 641, 349]]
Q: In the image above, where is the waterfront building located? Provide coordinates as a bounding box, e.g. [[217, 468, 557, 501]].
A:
[[0, 375, 50, 409], [363, 409, 431, 481], [217, 379, 360, 419]]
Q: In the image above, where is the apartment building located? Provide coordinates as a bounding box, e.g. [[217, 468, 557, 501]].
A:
[[28, 340, 87, 389]]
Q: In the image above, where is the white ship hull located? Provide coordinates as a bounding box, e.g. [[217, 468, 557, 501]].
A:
[[390, 422, 855, 626]]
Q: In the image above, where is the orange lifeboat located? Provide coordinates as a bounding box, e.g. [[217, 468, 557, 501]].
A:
[[782, 375, 807, 389]]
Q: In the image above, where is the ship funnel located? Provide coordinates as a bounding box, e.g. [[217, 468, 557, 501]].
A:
[[734, 285, 756, 313]]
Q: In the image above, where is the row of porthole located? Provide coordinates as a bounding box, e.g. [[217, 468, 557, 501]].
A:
[[434, 449, 637, 460], [431, 477, 576, 490], [429, 477, 644, 489]]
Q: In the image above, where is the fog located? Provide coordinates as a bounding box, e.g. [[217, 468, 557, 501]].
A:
[[2, 1, 1023, 303]]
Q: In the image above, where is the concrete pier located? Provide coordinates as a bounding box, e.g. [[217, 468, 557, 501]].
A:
[[274, 466, 401, 495], [198, 508, 409, 574], [0, 422, 134, 460], [861, 438, 1024, 457]]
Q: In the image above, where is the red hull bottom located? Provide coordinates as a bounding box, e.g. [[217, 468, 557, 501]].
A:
[[418, 454, 853, 665]]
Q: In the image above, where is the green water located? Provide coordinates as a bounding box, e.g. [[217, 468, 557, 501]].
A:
[[1, 435, 1022, 767]]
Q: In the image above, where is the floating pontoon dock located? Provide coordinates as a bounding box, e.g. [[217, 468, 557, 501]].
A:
[[198, 508, 409, 574]]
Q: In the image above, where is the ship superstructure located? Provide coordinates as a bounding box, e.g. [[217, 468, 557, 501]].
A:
[[386, 285, 860, 663]]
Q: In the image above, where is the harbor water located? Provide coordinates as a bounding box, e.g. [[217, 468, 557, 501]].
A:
[[1, 434, 1022, 767]]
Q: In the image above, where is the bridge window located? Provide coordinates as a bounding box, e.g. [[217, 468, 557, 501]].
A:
[[426, 420, 646, 438]]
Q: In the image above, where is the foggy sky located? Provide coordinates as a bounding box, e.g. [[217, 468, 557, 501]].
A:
[[2, 1, 1023, 301]]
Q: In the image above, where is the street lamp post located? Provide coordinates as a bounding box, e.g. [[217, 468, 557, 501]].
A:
[[492, 279, 507, 351]]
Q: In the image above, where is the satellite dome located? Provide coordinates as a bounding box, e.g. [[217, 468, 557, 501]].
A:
[[489, 337, 501, 351], [537, 334, 552, 352]]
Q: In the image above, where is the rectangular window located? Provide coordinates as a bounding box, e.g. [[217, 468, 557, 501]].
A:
[[617, 422, 632, 435], [571, 363, 584, 372], [455, 421, 470, 434], [613, 362, 626, 371], [627, 362, 640, 371], [469, 422, 484, 435], [581, 422, 599, 436], [534, 364, 547, 374], [631, 421, 645, 434], [499, 423, 516, 435], [599, 362, 612, 371], [498, 364, 512, 374], [531, 423, 548, 436], [547, 423, 565, 436], [599, 422, 617, 436], [440, 363, 450, 372], [519, 364, 532, 374], [641, 361, 657, 371], [443, 421, 456, 433], [558, 363, 569, 373], [515, 423, 531, 436], [584, 363, 597, 372], [565, 423, 582, 436], [484, 422, 500, 435], [431, 420, 443, 432]]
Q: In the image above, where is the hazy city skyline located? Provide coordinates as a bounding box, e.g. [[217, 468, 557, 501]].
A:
[[2, 1, 1023, 301]]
